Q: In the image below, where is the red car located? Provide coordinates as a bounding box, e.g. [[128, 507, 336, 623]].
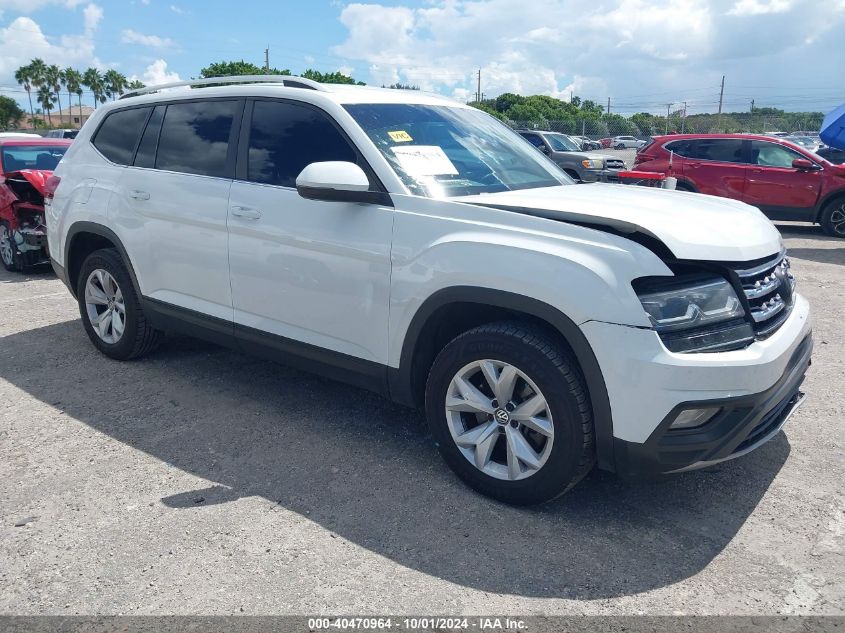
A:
[[0, 137, 71, 271], [599, 137, 613, 148], [634, 133, 845, 237]]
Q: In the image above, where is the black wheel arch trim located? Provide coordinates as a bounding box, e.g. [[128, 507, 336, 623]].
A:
[[816, 190, 845, 223], [64, 221, 143, 300], [389, 286, 616, 471]]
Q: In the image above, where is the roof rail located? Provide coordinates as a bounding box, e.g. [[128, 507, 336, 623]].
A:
[[120, 75, 326, 99]]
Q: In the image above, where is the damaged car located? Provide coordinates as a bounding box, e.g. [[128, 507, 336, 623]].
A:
[[0, 139, 70, 272]]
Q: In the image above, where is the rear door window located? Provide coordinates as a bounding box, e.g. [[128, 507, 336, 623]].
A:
[[155, 100, 240, 178], [134, 105, 165, 169], [93, 107, 151, 165], [687, 139, 745, 163]]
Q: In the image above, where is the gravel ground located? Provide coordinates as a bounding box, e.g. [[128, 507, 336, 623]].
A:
[[0, 223, 842, 616]]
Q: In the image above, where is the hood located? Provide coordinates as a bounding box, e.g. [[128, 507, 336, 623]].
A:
[[6, 169, 52, 195], [457, 184, 782, 262]]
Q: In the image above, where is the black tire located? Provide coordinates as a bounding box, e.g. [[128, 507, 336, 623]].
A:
[[424, 322, 595, 505], [674, 181, 696, 193], [819, 198, 845, 238], [0, 221, 22, 272], [563, 169, 582, 183], [615, 143, 625, 150], [76, 248, 162, 360]]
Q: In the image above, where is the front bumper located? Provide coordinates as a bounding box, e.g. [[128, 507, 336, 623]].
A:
[[581, 293, 812, 476], [612, 333, 811, 476], [580, 169, 623, 183]]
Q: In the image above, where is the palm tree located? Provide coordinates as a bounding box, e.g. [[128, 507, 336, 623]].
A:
[[83, 68, 106, 109], [103, 69, 128, 100], [63, 68, 83, 128], [45, 64, 63, 125], [127, 79, 145, 90], [36, 84, 56, 126], [29, 58, 47, 90], [14, 65, 35, 129]]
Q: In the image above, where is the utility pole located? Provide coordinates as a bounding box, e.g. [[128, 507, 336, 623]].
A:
[[681, 101, 687, 133], [570, 91, 573, 104], [607, 97, 610, 115], [665, 103, 673, 134], [264, 47, 270, 72], [476, 69, 481, 103], [716, 74, 725, 132]]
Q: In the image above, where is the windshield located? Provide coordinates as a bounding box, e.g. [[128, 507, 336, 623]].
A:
[[344, 103, 572, 198], [1, 145, 67, 172], [546, 133, 581, 152]]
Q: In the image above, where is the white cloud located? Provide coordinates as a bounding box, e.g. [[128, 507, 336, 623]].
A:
[[131, 58, 180, 85], [82, 2, 102, 34], [169, 4, 185, 14], [728, 0, 792, 15], [332, 0, 845, 113], [0, 16, 98, 80], [121, 28, 174, 48]]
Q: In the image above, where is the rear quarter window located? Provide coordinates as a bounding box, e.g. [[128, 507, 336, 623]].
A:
[[92, 107, 151, 165]]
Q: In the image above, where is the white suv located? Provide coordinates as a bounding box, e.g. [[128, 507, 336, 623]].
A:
[[612, 135, 647, 149], [46, 76, 812, 504]]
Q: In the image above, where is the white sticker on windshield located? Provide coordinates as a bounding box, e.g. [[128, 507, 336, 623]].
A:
[[390, 145, 459, 177]]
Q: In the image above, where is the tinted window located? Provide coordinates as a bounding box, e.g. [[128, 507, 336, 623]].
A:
[[134, 105, 165, 169], [665, 140, 695, 157], [1, 145, 68, 171], [520, 133, 544, 148], [687, 139, 744, 163], [247, 100, 357, 187], [156, 100, 239, 177], [750, 141, 804, 168], [93, 107, 150, 165]]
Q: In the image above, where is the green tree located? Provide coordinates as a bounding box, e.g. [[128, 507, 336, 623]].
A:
[[127, 79, 145, 90], [63, 68, 83, 124], [301, 69, 364, 85], [468, 101, 506, 121], [199, 60, 290, 78], [83, 68, 106, 109], [494, 92, 523, 113], [14, 65, 35, 129], [0, 95, 25, 129], [36, 84, 56, 126], [103, 69, 128, 100], [28, 58, 47, 90], [44, 64, 63, 124], [384, 83, 419, 90]]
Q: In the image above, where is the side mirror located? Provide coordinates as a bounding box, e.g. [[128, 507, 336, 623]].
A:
[[541, 145, 550, 154], [792, 158, 819, 171], [296, 161, 384, 204]]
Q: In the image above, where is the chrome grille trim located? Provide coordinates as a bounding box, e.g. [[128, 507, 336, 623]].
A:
[[735, 252, 795, 339]]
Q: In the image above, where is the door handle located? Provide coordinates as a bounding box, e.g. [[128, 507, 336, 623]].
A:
[[230, 205, 262, 220], [129, 189, 150, 200]]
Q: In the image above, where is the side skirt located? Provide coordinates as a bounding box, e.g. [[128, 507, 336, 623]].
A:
[[140, 297, 391, 398]]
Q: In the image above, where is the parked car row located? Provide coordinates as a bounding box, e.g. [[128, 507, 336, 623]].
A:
[[634, 133, 845, 237], [516, 130, 625, 182]]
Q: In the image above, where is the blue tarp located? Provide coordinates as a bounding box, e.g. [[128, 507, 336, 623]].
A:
[[820, 103, 845, 150]]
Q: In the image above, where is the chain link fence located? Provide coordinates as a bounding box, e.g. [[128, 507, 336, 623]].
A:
[[506, 113, 824, 140]]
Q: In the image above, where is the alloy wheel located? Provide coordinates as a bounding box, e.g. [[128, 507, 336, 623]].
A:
[[444, 359, 554, 481], [84, 269, 126, 344], [830, 203, 845, 236], [0, 225, 14, 267]]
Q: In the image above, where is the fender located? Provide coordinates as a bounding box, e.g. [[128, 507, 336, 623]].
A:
[[63, 221, 143, 300], [388, 286, 616, 471], [815, 189, 845, 222]]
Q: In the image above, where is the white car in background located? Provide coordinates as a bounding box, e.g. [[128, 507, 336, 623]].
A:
[[611, 135, 647, 149]]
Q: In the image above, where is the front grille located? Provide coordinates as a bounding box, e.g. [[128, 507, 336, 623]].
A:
[[605, 159, 625, 170], [735, 253, 795, 339]]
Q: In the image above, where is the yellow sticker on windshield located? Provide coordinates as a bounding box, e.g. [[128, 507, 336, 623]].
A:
[[388, 130, 413, 143]]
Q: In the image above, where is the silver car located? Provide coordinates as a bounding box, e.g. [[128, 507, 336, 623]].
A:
[[611, 135, 646, 149], [518, 130, 625, 182]]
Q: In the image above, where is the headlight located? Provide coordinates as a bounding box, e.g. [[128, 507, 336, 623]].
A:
[[635, 276, 755, 353], [581, 158, 604, 169]]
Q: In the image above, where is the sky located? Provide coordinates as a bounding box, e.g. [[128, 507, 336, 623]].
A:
[[0, 0, 843, 116]]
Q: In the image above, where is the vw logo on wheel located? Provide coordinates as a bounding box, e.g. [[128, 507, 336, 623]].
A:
[[494, 408, 511, 425]]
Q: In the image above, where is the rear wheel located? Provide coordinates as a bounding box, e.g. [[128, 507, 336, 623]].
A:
[[0, 222, 21, 272], [425, 322, 595, 505], [76, 248, 162, 360], [820, 198, 845, 238], [674, 181, 696, 193], [615, 143, 625, 150]]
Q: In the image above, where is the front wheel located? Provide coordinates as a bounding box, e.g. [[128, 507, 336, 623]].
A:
[[820, 198, 845, 238], [615, 143, 625, 150], [425, 322, 595, 505]]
